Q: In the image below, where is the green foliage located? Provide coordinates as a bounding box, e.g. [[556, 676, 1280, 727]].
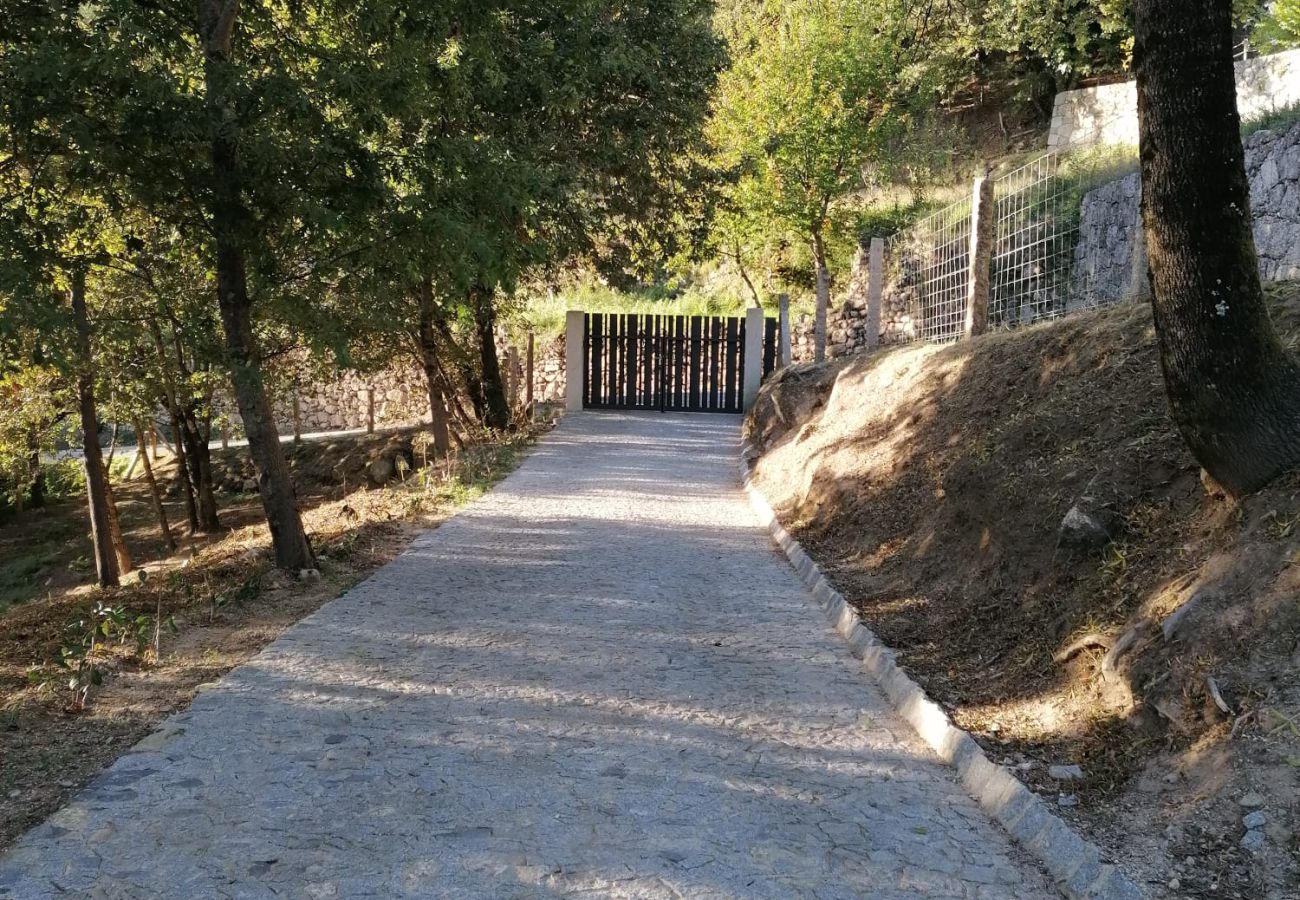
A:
[[1254, 1, 1300, 50], [706, 0, 948, 303]]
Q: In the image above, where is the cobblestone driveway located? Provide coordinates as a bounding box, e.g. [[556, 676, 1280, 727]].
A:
[[0, 412, 1055, 899]]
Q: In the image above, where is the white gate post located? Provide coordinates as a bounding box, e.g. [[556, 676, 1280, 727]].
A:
[[565, 310, 585, 412], [743, 307, 765, 412]]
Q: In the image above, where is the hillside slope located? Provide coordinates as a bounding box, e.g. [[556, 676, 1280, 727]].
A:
[[747, 283, 1300, 899]]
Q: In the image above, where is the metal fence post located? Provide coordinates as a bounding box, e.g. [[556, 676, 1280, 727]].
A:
[[565, 311, 584, 412], [964, 172, 995, 339], [777, 293, 792, 368], [867, 237, 884, 350]]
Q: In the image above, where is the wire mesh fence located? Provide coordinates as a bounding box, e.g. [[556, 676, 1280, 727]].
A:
[[989, 152, 1079, 327], [882, 195, 972, 345], [881, 143, 1142, 347]]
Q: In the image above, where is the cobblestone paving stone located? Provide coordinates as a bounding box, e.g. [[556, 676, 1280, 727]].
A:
[[0, 412, 1057, 899]]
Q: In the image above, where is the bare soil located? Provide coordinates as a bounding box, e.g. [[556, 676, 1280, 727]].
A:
[[747, 283, 1300, 899], [0, 424, 541, 850]]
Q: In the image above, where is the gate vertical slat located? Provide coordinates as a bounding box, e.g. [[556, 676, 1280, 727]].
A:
[[589, 313, 603, 407], [608, 313, 620, 407], [763, 316, 778, 377], [723, 317, 739, 412], [650, 313, 660, 403], [688, 316, 702, 410], [708, 317, 722, 412], [624, 313, 634, 403]]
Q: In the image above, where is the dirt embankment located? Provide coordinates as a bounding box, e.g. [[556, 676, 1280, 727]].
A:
[[747, 284, 1300, 899]]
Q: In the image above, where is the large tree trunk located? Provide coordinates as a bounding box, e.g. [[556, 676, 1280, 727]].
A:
[[416, 276, 452, 457], [811, 229, 830, 363], [70, 270, 123, 588], [201, 1, 315, 571], [1133, 0, 1300, 496], [472, 287, 511, 430]]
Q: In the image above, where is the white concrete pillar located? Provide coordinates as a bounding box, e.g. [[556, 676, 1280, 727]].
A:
[[743, 307, 765, 412], [565, 311, 585, 412]]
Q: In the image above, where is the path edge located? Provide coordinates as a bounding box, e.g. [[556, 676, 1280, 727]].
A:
[[739, 444, 1145, 900]]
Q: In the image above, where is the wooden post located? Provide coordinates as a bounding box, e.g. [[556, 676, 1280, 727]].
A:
[[526, 332, 535, 408], [221, 422, 229, 450], [867, 237, 884, 350], [777, 294, 792, 368], [506, 346, 520, 412], [964, 172, 995, 339], [565, 311, 584, 412], [367, 387, 375, 434], [292, 393, 302, 444], [149, 425, 159, 460]]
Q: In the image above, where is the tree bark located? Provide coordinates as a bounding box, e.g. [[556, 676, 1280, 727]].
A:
[[416, 276, 452, 457], [135, 417, 176, 553], [201, 0, 315, 571], [168, 407, 199, 533], [103, 476, 133, 576], [811, 229, 830, 363], [170, 329, 221, 532], [26, 429, 44, 509], [70, 270, 122, 588], [1134, 0, 1300, 496], [473, 287, 511, 430]]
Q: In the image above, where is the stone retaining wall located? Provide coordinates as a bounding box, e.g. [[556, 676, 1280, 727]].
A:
[[1072, 120, 1300, 305]]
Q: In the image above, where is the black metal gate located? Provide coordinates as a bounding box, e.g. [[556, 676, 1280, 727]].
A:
[[583, 313, 778, 413]]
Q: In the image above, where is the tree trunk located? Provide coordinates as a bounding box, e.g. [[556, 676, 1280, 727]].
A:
[[170, 330, 221, 532], [473, 287, 511, 430], [70, 270, 122, 588], [416, 276, 452, 457], [103, 476, 133, 576], [176, 407, 220, 532], [202, 1, 315, 571], [169, 407, 199, 533], [134, 418, 176, 553], [1133, 0, 1300, 496], [811, 229, 830, 363], [26, 429, 44, 509]]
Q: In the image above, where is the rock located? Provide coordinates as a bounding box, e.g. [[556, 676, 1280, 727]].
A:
[[1168, 878, 1180, 892], [1240, 829, 1266, 853], [242, 478, 258, 493], [1048, 764, 1084, 781], [367, 456, 395, 485], [1239, 791, 1265, 808], [1243, 811, 1267, 830], [1057, 506, 1110, 554], [1057, 794, 1079, 808]]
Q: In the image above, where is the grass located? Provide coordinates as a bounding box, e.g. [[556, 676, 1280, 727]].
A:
[[511, 283, 754, 341]]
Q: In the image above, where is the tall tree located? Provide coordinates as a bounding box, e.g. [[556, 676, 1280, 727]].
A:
[[709, 0, 937, 361], [1134, 0, 1300, 496]]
